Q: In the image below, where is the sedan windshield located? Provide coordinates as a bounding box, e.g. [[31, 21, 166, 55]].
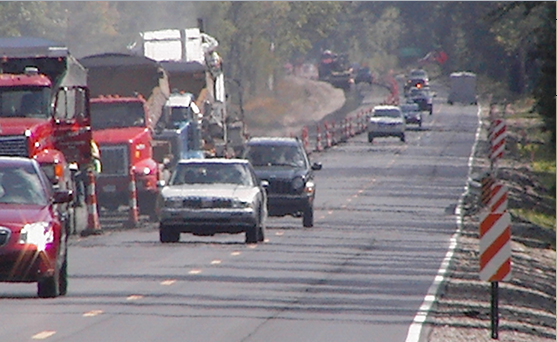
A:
[[374, 109, 401, 118], [171, 163, 254, 186], [0, 167, 48, 205]]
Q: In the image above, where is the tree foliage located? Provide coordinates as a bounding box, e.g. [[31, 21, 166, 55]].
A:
[[0, 1, 552, 142]]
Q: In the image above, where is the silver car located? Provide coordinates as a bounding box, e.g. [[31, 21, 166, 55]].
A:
[[400, 102, 422, 127], [156, 159, 267, 244], [367, 105, 406, 143]]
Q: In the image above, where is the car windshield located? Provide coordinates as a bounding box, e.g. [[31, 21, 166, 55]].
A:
[[400, 104, 419, 112], [0, 167, 48, 205], [0, 87, 51, 119], [91, 102, 145, 129], [171, 163, 254, 186], [244, 144, 308, 168], [374, 109, 401, 118]]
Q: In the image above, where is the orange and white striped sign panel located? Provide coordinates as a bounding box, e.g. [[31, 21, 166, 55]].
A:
[[479, 211, 512, 281], [488, 184, 508, 213]]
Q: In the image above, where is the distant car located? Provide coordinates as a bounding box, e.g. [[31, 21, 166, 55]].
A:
[[0, 157, 73, 298], [400, 102, 422, 127], [156, 159, 267, 244], [242, 137, 322, 228], [409, 69, 429, 82], [407, 87, 434, 114], [404, 76, 429, 94], [354, 67, 373, 84], [367, 105, 406, 143]]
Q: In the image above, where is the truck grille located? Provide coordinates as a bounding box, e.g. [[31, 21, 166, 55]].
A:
[[99, 145, 129, 176], [182, 198, 233, 209], [0, 135, 28, 157]]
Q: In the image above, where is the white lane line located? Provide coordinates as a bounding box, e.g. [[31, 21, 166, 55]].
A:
[[405, 104, 482, 342]]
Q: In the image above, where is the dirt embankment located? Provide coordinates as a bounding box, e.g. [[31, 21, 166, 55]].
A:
[[243, 76, 346, 138]]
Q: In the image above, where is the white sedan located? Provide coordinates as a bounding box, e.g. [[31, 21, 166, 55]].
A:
[[367, 105, 406, 143], [156, 159, 267, 244]]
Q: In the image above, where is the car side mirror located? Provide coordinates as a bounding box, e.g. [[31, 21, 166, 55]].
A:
[[53, 190, 73, 204], [311, 162, 322, 171], [260, 180, 269, 189]]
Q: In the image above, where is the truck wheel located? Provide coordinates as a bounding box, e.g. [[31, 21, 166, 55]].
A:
[[159, 224, 179, 243], [303, 205, 314, 227], [245, 225, 258, 244]]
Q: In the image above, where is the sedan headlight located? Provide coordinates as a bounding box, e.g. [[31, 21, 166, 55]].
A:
[[164, 197, 183, 208], [292, 177, 305, 192], [19, 222, 53, 251], [304, 180, 315, 195]]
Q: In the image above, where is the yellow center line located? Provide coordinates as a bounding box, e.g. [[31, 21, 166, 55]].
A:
[[211, 259, 222, 265], [126, 295, 143, 301], [32, 331, 56, 339], [188, 269, 202, 274], [160, 279, 176, 286], [231, 251, 241, 256], [83, 310, 103, 317], [275, 231, 284, 236], [327, 210, 333, 215]]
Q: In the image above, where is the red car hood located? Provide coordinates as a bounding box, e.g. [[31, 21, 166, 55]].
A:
[[0, 118, 47, 135], [93, 127, 146, 144], [0, 204, 52, 231]]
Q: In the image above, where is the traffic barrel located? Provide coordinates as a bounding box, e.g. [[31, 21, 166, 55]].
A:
[[124, 168, 139, 228], [316, 124, 323, 152], [81, 169, 102, 236], [324, 121, 332, 148], [302, 126, 309, 153]]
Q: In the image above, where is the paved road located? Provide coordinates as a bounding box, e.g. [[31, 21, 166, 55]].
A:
[[0, 83, 480, 342]]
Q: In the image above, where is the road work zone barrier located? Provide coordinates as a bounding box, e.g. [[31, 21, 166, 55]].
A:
[[81, 170, 102, 236], [124, 168, 139, 228]]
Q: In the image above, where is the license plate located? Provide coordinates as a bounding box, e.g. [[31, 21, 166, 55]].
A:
[[102, 185, 116, 193]]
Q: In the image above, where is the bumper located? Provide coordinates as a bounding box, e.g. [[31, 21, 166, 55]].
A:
[[267, 194, 312, 216], [159, 208, 257, 235], [0, 246, 56, 282]]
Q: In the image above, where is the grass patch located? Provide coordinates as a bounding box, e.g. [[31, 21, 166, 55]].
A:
[[511, 208, 556, 231]]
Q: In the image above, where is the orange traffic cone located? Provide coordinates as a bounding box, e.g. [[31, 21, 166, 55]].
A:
[[124, 168, 139, 228], [80, 169, 103, 236]]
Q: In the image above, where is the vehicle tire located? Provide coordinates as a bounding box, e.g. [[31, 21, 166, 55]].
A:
[[245, 225, 258, 244], [400, 133, 406, 142], [303, 205, 314, 227], [367, 133, 374, 143], [257, 210, 266, 242], [58, 257, 68, 296], [38, 274, 59, 298], [159, 225, 180, 243], [418, 120, 422, 128]]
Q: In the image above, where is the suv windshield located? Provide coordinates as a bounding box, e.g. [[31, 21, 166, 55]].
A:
[[244, 144, 308, 168]]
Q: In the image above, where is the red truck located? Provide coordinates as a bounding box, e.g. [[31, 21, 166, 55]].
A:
[[79, 53, 170, 219], [0, 37, 93, 233]]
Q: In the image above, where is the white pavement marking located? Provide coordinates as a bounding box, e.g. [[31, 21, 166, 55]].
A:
[[405, 105, 482, 342]]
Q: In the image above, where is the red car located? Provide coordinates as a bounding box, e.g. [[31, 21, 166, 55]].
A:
[[0, 157, 73, 298]]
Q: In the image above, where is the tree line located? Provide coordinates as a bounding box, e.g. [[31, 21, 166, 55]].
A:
[[0, 1, 554, 143]]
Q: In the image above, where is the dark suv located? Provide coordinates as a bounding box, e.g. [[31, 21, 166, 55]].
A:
[[242, 137, 322, 227]]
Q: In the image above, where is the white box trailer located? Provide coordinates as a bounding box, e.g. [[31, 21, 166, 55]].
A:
[[448, 71, 477, 105]]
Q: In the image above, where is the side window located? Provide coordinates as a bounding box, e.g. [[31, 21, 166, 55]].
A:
[[54, 87, 88, 121]]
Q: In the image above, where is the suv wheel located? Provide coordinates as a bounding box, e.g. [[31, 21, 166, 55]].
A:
[[303, 205, 314, 227], [160, 224, 180, 243], [58, 256, 68, 296], [245, 224, 258, 244], [368, 133, 374, 143], [38, 273, 59, 298], [400, 133, 406, 142]]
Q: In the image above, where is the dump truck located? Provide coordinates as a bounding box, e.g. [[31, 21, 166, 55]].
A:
[[129, 26, 243, 158], [79, 53, 170, 219], [317, 50, 354, 91], [447, 71, 477, 105], [0, 37, 94, 232]]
